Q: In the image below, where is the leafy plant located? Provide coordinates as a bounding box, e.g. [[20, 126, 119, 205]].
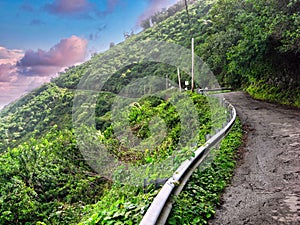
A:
[[167, 119, 243, 225]]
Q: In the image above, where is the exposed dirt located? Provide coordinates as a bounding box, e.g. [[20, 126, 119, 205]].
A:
[[211, 92, 300, 225]]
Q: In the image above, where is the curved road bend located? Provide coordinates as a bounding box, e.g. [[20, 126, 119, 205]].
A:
[[211, 92, 300, 225]]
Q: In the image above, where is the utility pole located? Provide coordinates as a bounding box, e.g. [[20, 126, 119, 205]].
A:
[[177, 67, 182, 92], [191, 37, 195, 92], [166, 74, 168, 90], [183, 0, 194, 91]]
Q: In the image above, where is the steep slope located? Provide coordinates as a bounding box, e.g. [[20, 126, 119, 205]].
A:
[[0, 1, 214, 224], [0, 0, 212, 152], [2, 0, 299, 153]]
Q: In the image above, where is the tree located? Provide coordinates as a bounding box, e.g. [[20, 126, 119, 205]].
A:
[[109, 42, 115, 48], [141, 19, 151, 30]]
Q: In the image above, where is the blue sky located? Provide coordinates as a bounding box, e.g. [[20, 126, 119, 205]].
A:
[[0, 0, 178, 109]]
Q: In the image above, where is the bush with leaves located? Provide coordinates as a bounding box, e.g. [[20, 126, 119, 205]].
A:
[[167, 119, 243, 225], [0, 127, 109, 225]]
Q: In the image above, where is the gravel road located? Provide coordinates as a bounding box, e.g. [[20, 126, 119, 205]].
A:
[[211, 92, 300, 225]]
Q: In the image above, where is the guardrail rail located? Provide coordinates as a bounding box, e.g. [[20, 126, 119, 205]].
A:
[[140, 96, 236, 225]]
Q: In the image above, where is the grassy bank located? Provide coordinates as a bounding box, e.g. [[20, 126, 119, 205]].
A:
[[247, 82, 300, 108], [167, 119, 243, 225]]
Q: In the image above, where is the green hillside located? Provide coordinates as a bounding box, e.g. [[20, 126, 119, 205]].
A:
[[2, 0, 299, 152], [0, 0, 299, 224]]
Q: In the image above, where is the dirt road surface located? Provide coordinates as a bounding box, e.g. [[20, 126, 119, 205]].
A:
[[211, 92, 300, 225]]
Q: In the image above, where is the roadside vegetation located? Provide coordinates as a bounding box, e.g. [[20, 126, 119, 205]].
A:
[[0, 91, 227, 224], [167, 119, 243, 225]]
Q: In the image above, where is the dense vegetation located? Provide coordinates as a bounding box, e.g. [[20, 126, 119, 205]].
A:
[[167, 119, 243, 224], [0, 90, 225, 224], [0, 0, 299, 224], [199, 0, 300, 106], [0, 128, 110, 224], [2, 0, 298, 150], [77, 91, 228, 225], [139, 0, 300, 106]]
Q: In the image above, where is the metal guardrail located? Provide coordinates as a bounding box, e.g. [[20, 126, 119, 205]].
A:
[[198, 88, 233, 92], [140, 97, 236, 225]]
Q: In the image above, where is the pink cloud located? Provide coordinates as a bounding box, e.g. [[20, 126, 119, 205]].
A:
[[0, 63, 18, 82], [44, 0, 92, 15], [0, 61, 21, 109], [44, 0, 120, 18], [17, 35, 88, 76], [0, 46, 24, 64], [0, 75, 50, 110], [0, 36, 88, 109], [0, 47, 22, 85]]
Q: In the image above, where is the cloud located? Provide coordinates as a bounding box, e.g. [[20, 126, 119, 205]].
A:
[[0, 63, 17, 82], [0, 46, 24, 109], [0, 47, 23, 84], [0, 75, 50, 110], [17, 35, 88, 76], [44, 0, 92, 16], [0, 46, 24, 64], [43, 0, 120, 19], [0, 36, 88, 109]]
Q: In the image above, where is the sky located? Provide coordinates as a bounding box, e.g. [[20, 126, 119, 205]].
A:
[[0, 0, 179, 110]]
